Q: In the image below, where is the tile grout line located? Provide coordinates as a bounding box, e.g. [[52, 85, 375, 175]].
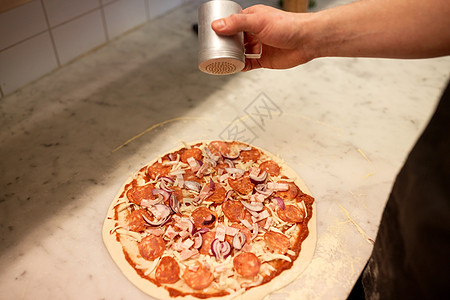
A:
[[0, 0, 152, 54], [40, 0, 61, 67], [99, 1, 110, 42], [46, 6, 106, 34], [0, 29, 49, 53], [144, 0, 150, 22]]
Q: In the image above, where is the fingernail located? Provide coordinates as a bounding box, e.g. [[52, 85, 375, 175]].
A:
[[213, 19, 226, 30]]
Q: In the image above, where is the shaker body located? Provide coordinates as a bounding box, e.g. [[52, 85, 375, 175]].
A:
[[198, 0, 244, 75]]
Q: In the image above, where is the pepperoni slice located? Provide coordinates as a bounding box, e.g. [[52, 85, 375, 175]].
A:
[[146, 162, 171, 180], [191, 207, 217, 228], [126, 209, 152, 232], [222, 200, 246, 222], [199, 231, 215, 255], [182, 262, 214, 290], [239, 148, 261, 163], [225, 224, 252, 247], [155, 256, 180, 284], [259, 160, 281, 177], [126, 184, 156, 205], [233, 252, 261, 278], [264, 231, 290, 254], [228, 176, 254, 195], [180, 147, 203, 163], [139, 235, 166, 260], [208, 183, 226, 203], [277, 204, 304, 223], [215, 162, 229, 173], [208, 140, 230, 156], [298, 194, 314, 205], [275, 181, 299, 200]]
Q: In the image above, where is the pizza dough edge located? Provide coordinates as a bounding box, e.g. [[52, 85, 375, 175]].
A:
[[102, 140, 317, 300]]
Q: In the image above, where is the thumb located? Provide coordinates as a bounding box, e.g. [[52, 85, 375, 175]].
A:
[[211, 14, 258, 36]]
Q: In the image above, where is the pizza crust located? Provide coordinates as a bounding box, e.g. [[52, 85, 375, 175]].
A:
[[102, 140, 317, 300]]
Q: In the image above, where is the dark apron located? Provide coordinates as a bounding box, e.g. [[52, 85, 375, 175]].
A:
[[351, 81, 450, 299]]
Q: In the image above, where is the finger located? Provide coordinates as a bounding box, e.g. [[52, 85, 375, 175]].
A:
[[244, 33, 262, 54], [211, 13, 263, 36]]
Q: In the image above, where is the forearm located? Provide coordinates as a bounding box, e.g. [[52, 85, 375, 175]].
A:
[[302, 0, 450, 60]]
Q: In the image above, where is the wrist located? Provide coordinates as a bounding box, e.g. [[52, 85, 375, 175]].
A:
[[295, 11, 328, 62]]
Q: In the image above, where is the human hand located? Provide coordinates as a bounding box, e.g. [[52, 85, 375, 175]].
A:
[[211, 5, 313, 71]]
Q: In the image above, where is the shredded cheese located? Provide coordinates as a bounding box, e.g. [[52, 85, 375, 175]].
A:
[[110, 141, 314, 297]]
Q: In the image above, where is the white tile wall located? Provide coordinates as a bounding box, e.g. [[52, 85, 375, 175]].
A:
[[148, 0, 183, 19], [0, 32, 58, 95], [52, 10, 106, 65], [101, 0, 118, 5], [0, 0, 190, 97], [103, 0, 147, 39], [0, 0, 47, 50], [43, 0, 101, 27]]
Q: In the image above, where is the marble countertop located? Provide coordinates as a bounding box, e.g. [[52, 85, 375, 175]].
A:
[[1, 0, 449, 299]]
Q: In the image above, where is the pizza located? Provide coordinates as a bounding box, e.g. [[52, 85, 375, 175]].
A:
[[102, 140, 316, 299]]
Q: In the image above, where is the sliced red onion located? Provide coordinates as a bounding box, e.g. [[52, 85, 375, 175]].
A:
[[254, 184, 273, 196], [209, 178, 215, 190], [221, 150, 240, 160], [223, 159, 234, 168], [211, 239, 232, 260], [241, 201, 264, 212], [187, 218, 195, 234], [249, 171, 267, 184], [193, 232, 203, 249], [204, 158, 217, 168], [221, 241, 232, 258], [159, 176, 174, 192], [251, 223, 259, 240], [202, 213, 216, 226], [143, 213, 171, 227], [152, 188, 170, 202], [204, 147, 220, 162], [224, 190, 235, 201], [160, 176, 174, 183], [232, 232, 246, 250], [225, 167, 245, 176], [272, 196, 285, 210], [169, 193, 181, 214], [184, 180, 201, 193]]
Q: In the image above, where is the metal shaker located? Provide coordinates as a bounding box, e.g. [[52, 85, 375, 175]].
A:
[[198, 0, 244, 75]]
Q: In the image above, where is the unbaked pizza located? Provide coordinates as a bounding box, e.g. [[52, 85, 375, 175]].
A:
[[102, 140, 316, 299]]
